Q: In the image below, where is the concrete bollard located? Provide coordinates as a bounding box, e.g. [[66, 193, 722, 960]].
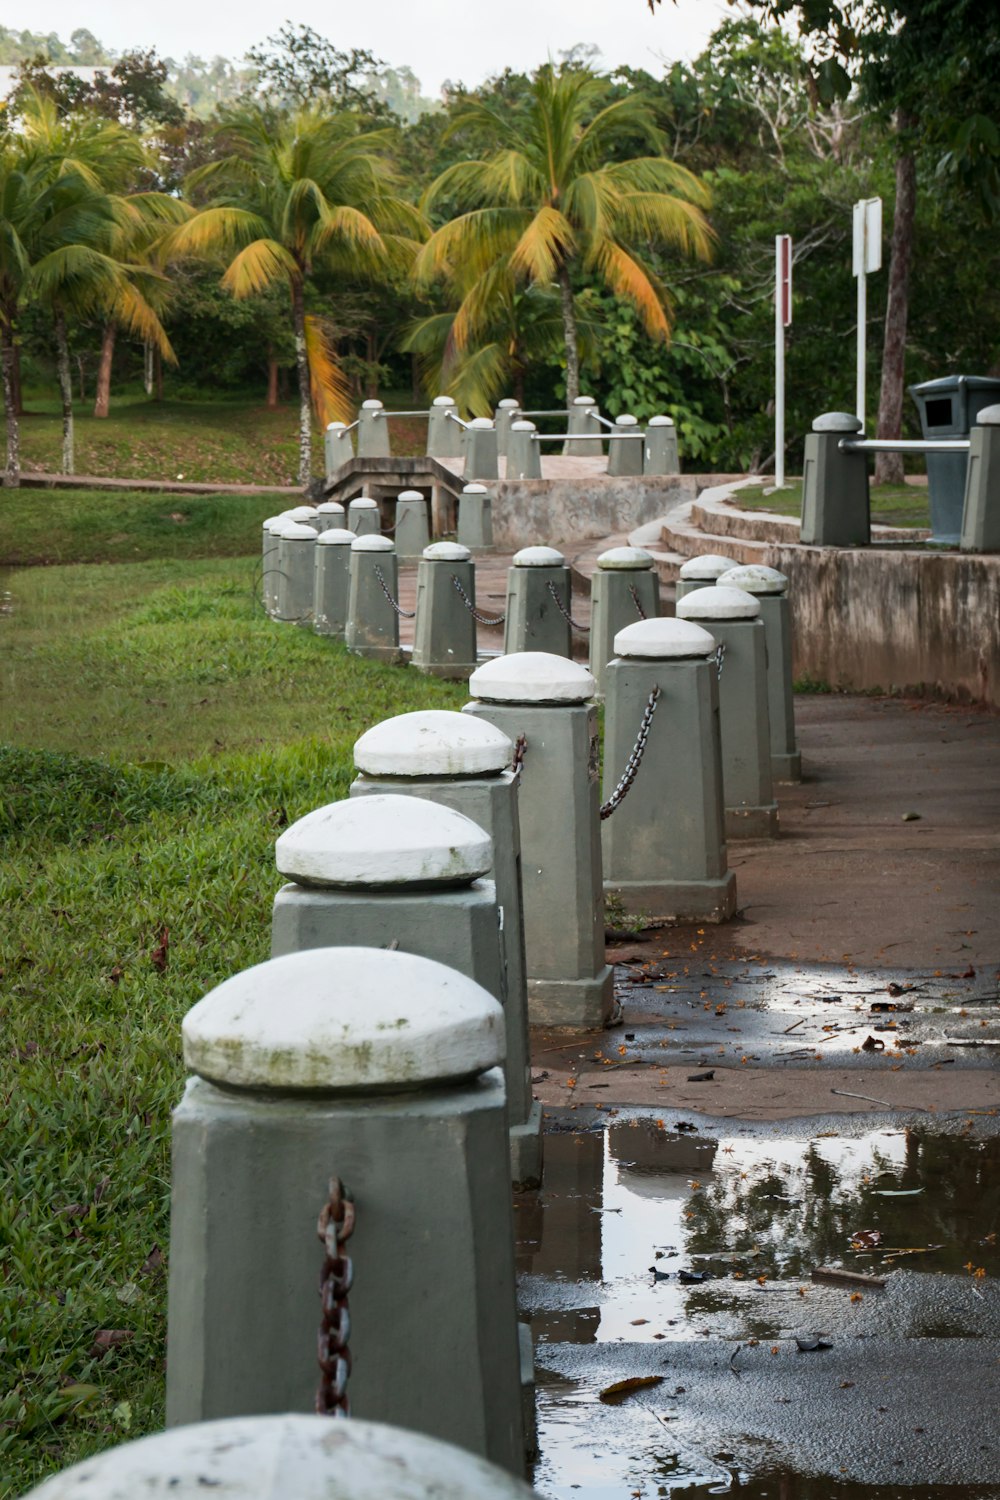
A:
[[411, 541, 479, 679], [960, 404, 1000, 552], [644, 414, 680, 475], [465, 417, 500, 482], [395, 488, 430, 561], [458, 482, 495, 552], [261, 513, 294, 615], [494, 398, 521, 459], [506, 420, 542, 481], [428, 395, 464, 458], [588, 546, 659, 697], [357, 398, 390, 458], [166, 945, 525, 1472], [718, 563, 801, 784], [601, 618, 737, 922], [286, 504, 320, 526], [676, 585, 778, 838], [324, 420, 353, 477], [315, 499, 346, 532], [21, 1415, 539, 1499], [274, 521, 318, 624], [348, 495, 381, 536], [345, 535, 404, 662], [350, 711, 542, 1188], [464, 653, 613, 1029], [313, 527, 356, 638], [566, 395, 599, 456], [675, 552, 739, 601], [800, 411, 870, 546], [503, 546, 574, 658], [607, 413, 643, 476]]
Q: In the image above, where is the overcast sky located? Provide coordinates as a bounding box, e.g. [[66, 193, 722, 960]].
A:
[[24, 0, 732, 96]]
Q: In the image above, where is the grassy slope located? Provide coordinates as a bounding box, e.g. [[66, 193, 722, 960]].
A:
[[736, 480, 931, 529], [0, 548, 464, 1493]]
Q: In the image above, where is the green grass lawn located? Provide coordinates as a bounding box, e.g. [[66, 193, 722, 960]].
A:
[[0, 546, 465, 1494], [735, 480, 931, 529]]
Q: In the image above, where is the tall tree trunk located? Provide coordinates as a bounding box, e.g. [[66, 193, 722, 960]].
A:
[[143, 339, 154, 396], [874, 114, 917, 486], [1, 310, 20, 486], [266, 350, 279, 408], [557, 264, 580, 404], [11, 339, 23, 416], [290, 276, 312, 490], [54, 308, 74, 475], [94, 321, 116, 418], [154, 346, 163, 402]]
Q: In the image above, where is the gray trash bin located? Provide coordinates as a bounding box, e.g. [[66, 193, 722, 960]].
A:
[[909, 375, 1000, 545]]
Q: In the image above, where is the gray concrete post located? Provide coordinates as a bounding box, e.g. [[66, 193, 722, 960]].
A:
[[261, 513, 293, 616], [458, 482, 495, 552], [274, 521, 317, 624], [506, 421, 542, 481], [800, 411, 870, 546], [503, 547, 573, 658], [315, 499, 346, 532], [565, 395, 599, 456], [411, 542, 478, 679], [494, 399, 521, 459], [350, 710, 542, 1188], [464, 654, 613, 1029], [607, 414, 643, 477], [644, 414, 680, 475], [465, 417, 500, 482], [166, 945, 525, 1473], [313, 527, 355, 638], [428, 395, 464, 459], [960, 404, 1000, 553], [602, 618, 737, 922], [324, 421, 353, 478], [676, 586, 778, 838], [348, 496, 381, 536], [718, 563, 801, 784], [22, 1415, 539, 1499], [588, 546, 659, 698], [395, 489, 431, 561], [345, 535, 403, 662], [675, 552, 739, 601], [357, 399, 391, 458]]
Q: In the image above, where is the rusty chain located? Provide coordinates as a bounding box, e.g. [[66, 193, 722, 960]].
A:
[[599, 685, 661, 820], [714, 642, 726, 679], [316, 1176, 355, 1417], [450, 573, 506, 626], [373, 564, 415, 618], [511, 732, 527, 780], [545, 580, 590, 633], [628, 582, 648, 620]]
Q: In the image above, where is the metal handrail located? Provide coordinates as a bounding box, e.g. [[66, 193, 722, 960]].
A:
[[446, 411, 471, 429], [331, 420, 359, 436], [513, 409, 569, 418], [374, 409, 429, 419], [530, 432, 643, 443], [586, 411, 618, 431], [840, 437, 970, 454]]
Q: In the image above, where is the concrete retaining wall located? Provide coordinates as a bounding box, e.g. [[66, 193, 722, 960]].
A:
[[491, 476, 698, 549]]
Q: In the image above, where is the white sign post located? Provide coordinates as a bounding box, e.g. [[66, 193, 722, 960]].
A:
[[853, 197, 882, 429], [774, 234, 792, 489]]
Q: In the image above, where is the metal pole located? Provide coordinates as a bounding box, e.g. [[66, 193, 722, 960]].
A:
[[775, 235, 785, 490], [856, 262, 866, 429]]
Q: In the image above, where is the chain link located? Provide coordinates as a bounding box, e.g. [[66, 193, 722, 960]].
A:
[[545, 580, 590, 633], [373, 564, 415, 618], [450, 573, 506, 626], [511, 732, 527, 780], [714, 642, 726, 680], [628, 582, 648, 620], [599, 685, 661, 820], [316, 1176, 355, 1417]]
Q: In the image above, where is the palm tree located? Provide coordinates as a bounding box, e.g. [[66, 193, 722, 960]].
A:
[[415, 65, 715, 403], [165, 105, 425, 488]]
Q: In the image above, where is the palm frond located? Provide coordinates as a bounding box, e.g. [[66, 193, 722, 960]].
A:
[[304, 314, 353, 427], [509, 206, 574, 285], [221, 238, 297, 297], [594, 241, 672, 340]]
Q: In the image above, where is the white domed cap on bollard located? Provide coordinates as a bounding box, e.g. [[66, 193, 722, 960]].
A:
[[468, 416, 494, 430], [463, 482, 489, 494], [977, 405, 1000, 425], [318, 499, 345, 515], [351, 533, 395, 552], [512, 545, 565, 567], [276, 793, 492, 887], [615, 413, 639, 426], [317, 527, 356, 546], [361, 399, 384, 410], [469, 651, 595, 704], [597, 546, 654, 571], [812, 411, 863, 432], [718, 563, 788, 595], [677, 585, 761, 620], [398, 488, 424, 501], [277, 520, 319, 540], [614, 617, 717, 658], [648, 414, 675, 427], [350, 496, 379, 509], [356, 710, 512, 778], [678, 553, 737, 581], [285, 505, 318, 523], [423, 540, 471, 561], [433, 395, 456, 406], [184, 948, 504, 1094], [21, 1414, 538, 1500]]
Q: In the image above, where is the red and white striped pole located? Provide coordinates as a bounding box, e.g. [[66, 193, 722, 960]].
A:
[[775, 234, 792, 489]]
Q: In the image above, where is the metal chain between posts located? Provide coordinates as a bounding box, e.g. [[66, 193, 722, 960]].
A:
[[546, 580, 590, 633], [316, 1176, 355, 1417], [450, 573, 506, 626], [628, 582, 648, 620], [714, 642, 726, 679], [511, 732, 527, 780], [373, 564, 416, 618], [599, 685, 661, 820]]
